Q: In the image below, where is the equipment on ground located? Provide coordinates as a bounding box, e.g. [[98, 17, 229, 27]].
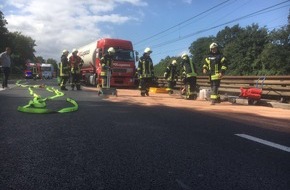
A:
[[229, 76, 265, 105], [98, 68, 117, 96], [149, 87, 167, 94], [16, 80, 78, 113]]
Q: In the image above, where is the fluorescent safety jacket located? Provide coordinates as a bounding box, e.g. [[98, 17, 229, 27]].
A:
[[69, 55, 83, 74], [60, 54, 70, 77], [138, 54, 154, 78], [164, 63, 178, 81], [100, 54, 113, 77], [181, 56, 197, 78], [203, 52, 227, 80]]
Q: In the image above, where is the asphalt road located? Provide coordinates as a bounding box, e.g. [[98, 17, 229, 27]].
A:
[[0, 79, 290, 190]]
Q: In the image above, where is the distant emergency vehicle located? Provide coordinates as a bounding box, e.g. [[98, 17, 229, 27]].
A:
[[41, 63, 54, 79], [24, 63, 41, 79]]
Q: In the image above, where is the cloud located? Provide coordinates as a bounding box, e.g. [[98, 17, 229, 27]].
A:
[[115, 0, 148, 6], [4, 0, 147, 60]]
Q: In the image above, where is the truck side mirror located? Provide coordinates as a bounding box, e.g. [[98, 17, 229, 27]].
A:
[[135, 51, 139, 62]]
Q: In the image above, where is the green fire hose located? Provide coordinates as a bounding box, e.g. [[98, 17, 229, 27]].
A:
[[16, 80, 78, 114]]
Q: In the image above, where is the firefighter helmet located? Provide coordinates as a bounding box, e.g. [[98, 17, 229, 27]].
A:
[[62, 49, 69, 54], [144, 47, 152, 54], [108, 47, 115, 54], [210, 43, 218, 49], [72, 49, 78, 53], [181, 53, 188, 59], [172, 60, 177, 65]]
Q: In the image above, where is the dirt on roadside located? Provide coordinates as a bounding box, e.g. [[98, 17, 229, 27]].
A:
[[105, 89, 290, 134]]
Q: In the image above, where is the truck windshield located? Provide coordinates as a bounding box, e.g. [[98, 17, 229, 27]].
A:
[[41, 67, 52, 71], [114, 50, 135, 62]]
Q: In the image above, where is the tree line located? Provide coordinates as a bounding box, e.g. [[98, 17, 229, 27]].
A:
[[154, 15, 290, 77], [0, 11, 57, 74]]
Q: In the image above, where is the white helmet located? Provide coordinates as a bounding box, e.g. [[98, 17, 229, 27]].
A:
[[72, 48, 78, 53], [210, 42, 218, 49], [181, 53, 188, 59], [108, 47, 115, 54], [144, 47, 152, 54], [62, 49, 69, 54], [172, 60, 177, 65]]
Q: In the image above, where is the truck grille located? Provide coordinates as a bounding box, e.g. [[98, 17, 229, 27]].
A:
[[112, 68, 127, 73]]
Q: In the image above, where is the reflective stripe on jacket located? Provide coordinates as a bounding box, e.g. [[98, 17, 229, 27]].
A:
[[60, 55, 70, 76], [203, 53, 227, 80], [69, 55, 83, 74], [164, 63, 178, 81], [181, 57, 197, 78], [138, 54, 154, 78], [100, 54, 113, 76]]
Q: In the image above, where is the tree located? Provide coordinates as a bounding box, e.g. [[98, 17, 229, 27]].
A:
[[254, 26, 290, 75], [216, 24, 242, 48], [0, 11, 9, 51], [154, 56, 182, 77], [34, 56, 45, 63], [223, 24, 268, 75], [8, 32, 36, 68], [46, 58, 58, 72]]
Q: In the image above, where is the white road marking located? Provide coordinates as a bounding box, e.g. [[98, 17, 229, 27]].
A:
[[235, 134, 290, 153]]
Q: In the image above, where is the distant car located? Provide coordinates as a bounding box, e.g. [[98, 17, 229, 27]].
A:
[[41, 63, 54, 79], [42, 73, 52, 79]]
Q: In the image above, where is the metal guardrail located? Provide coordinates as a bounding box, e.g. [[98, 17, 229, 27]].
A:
[[2, 74, 290, 101], [156, 76, 290, 101]]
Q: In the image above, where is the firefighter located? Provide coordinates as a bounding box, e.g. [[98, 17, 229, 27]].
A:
[[138, 47, 154, 96], [0, 47, 12, 89], [59, 49, 70, 91], [203, 42, 228, 105], [164, 59, 178, 94], [32, 65, 38, 80], [100, 47, 115, 88], [180, 53, 198, 100], [69, 49, 83, 90]]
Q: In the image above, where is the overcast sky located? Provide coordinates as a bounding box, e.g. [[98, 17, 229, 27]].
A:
[[1, 0, 289, 64]]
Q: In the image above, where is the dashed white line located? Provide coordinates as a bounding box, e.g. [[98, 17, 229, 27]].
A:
[[235, 134, 290, 153]]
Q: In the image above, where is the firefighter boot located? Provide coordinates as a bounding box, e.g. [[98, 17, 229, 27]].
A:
[[141, 90, 146, 97], [145, 90, 149, 96]]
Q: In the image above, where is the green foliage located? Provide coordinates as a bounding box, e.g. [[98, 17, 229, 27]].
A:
[[0, 11, 9, 51], [47, 58, 58, 72], [8, 31, 36, 67], [154, 56, 182, 77], [35, 56, 45, 63], [155, 22, 290, 76], [0, 11, 57, 74]]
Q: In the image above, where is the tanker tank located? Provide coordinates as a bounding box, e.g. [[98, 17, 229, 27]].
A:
[[77, 41, 98, 69]]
